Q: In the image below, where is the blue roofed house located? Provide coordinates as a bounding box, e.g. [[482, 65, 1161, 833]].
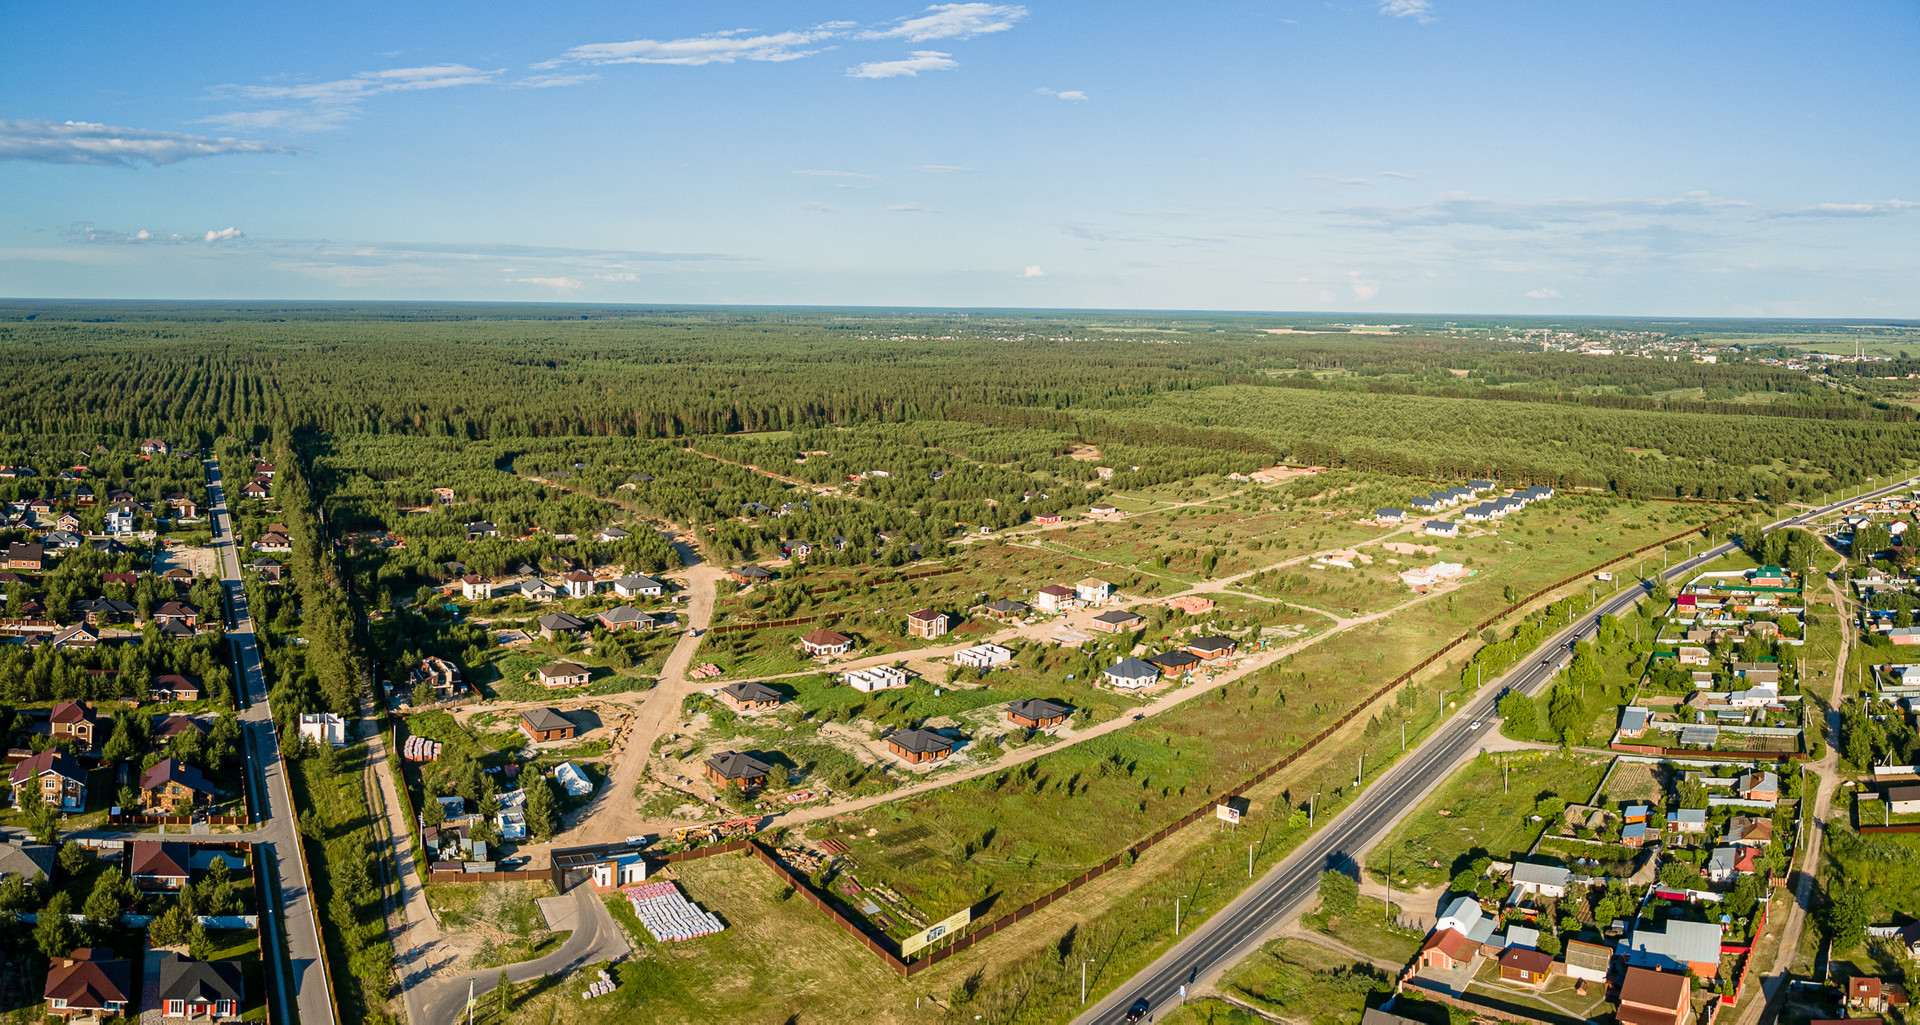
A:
[[1625, 919, 1723, 978], [1667, 808, 1707, 834]]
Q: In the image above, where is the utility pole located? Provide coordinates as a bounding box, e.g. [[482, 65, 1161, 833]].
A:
[[1311, 790, 1319, 828], [1249, 840, 1261, 878], [1176, 894, 1190, 935], [1401, 720, 1407, 752], [1082, 959, 1093, 1005], [1357, 754, 1364, 787]]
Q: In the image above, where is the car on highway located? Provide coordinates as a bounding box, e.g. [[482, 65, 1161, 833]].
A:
[[1468, 720, 1482, 730], [1125, 998, 1152, 1022]]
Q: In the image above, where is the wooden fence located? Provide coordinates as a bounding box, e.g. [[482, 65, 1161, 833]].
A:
[[427, 868, 551, 884], [1611, 742, 1804, 762], [109, 812, 251, 827]]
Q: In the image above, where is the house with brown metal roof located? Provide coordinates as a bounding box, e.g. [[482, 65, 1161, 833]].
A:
[[886, 729, 955, 765], [719, 680, 783, 713], [1617, 967, 1691, 1025], [906, 609, 949, 639], [1006, 699, 1072, 730], [49, 701, 100, 749], [44, 947, 131, 1021], [519, 708, 576, 744], [10, 750, 85, 811], [800, 629, 853, 657], [138, 758, 215, 814], [705, 751, 774, 789], [130, 841, 193, 891]]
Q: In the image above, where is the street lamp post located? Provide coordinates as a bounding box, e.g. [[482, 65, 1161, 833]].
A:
[[1176, 894, 1191, 935], [1249, 840, 1261, 879], [1081, 959, 1093, 1005]]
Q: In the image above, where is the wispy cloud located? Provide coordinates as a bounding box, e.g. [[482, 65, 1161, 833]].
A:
[[514, 276, 583, 291], [1334, 190, 1747, 231], [512, 73, 599, 89], [1035, 87, 1089, 102], [861, 4, 1027, 42], [1525, 288, 1562, 299], [0, 120, 294, 168], [74, 223, 248, 243], [198, 63, 503, 130], [1773, 200, 1918, 218], [1379, 0, 1436, 23], [1020, 265, 1045, 278], [1308, 174, 1372, 187], [795, 169, 878, 179], [888, 202, 933, 212], [848, 51, 958, 78], [544, 26, 846, 67], [915, 164, 972, 173], [1379, 170, 1425, 180]]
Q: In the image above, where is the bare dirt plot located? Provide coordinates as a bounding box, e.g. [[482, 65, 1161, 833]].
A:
[[1601, 760, 1668, 806], [156, 544, 218, 578], [1382, 541, 1440, 555]]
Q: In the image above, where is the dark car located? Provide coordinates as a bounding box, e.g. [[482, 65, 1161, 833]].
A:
[[1125, 998, 1151, 1022]]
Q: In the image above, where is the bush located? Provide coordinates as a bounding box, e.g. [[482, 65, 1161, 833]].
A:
[[1319, 869, 1358, 917]]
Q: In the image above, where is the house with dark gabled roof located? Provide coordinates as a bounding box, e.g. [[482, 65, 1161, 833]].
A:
[[536, 661, 591, 689], [886, 729, 955, 764], [1102, 658, 1160, 691], [614, 573, 663, 598], [730, 564, 773, 584], [1147, 649, 1201, 671], [4, 542, 42, 570], [1033, 584, 1077, 613], [536, 612, 587, 641], [138, 758, 215, 814], [800, 629, 853, 657], [519, 707, 576, 744], [719, 680, 783, 713], [595, 605, 653, 633], [157, 953, 243, 1020], [1089, 608, 1143, 633], [465, 520, 498, 539], [1185, 636, 1236, 660], [705, 750, 774, 789], [1006, 699, 1072, 729], [44, 947, 131, 1021], [50, 623, 98, 648], [906, 609, 949, 639], [10, 750, 85, 810], [49, 700, 100, 749], [985, 598, 1029, 620]]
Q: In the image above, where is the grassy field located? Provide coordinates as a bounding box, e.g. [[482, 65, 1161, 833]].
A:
[[1206, 937, 1395, 1025], [1366, 752, 1611, 887], [1301, 895, 1426, 964]]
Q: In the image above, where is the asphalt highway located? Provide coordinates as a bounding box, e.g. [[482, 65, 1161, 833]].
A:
[[1076, 480, 1914, 1025]]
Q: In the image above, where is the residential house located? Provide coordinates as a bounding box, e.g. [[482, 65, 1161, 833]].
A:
[[139, 759, 215, 814], [1625, 919, 1724, 977], [157, 954, 243, 1020], [595, 526, 631, 543], [1498, 947, 1555, 986], [1087, 503, 1122, 521], [1668, 808, 1708, 834], [298, 712, 347, 748], [1033, 513, 1063, 525], [1621, 706, 1651, 738], [74, 597, 137, 626], [614, 573, 663, 598], [1616, 967, 1692, 1025], [249, 558, 284, 583], [1888, 785, 1920, 814], [1186, 636, 1236, 661], [1622, 822, 1649, 848], [104, 508, 133, 535], [459, 575, 494, 601], [251, 531, 290, 552], [886, 729, 955, 765], [10, 750, 85, 810], [410, 656, 465, 699], [729, 565, 774, 585], [130, 841, 193, 891], [1678, 647, 1711, 666], [1509, 862, 1572, 899], [1033, 584, 1077, 613], [4, 542, 42, 570], [561, 570, 595, 599], [1736, 771, 1780, 804], [163, 493, 197, 518], [1089, 609, 1143, 633], [1425, 520, 1459, 538], [465, 520, 497, 539], [49, 700, 101, 748], [520, 708, 576, 744], [0, 839, 53, 883], [536, 612, 587, 641], [1724, 816, 1774, 847], [952, 643, 1013, 669], [153, 601, 199, 633], [718, 680, 783, 713], [906, 609, 950, 639], [1075, 578, 1113, 604], [705, 751, 773, 789], [800, 629, 854, 657], [595, 605, 653, 633], [1102, 657, 1161, 691], [1564, 938, 1611, 983], [843, 665, 910, 692], [516, 577, 556, 602], [1851, 978, 1889, 1013], [984, 599, 1029, 621], [1416, 928, 1482, 973], [1148, 649, 1202, 672], [1006, 699, 1072, 730], [1376, 508, 1405, 523], [141, 439, 170, 456], [536, 661, 591, 689], [43, 947, 132, 1022], [1625, 804, 1650, 825]]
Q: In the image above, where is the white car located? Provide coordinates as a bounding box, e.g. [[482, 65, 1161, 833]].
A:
[[1468, 720, 1482, 731]]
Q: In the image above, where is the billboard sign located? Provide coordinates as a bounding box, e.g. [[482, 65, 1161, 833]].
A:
[[900, 907, 972, 957]]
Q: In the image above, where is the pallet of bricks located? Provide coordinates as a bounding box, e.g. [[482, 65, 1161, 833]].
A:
[[623, 881, 726, 941]]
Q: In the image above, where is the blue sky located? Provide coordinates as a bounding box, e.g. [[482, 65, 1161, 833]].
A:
[[2, 1, 1915, 315]]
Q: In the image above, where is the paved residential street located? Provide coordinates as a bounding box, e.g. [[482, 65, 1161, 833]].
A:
[[1074, 480, 1916, 1025], [207, 460, 336, 1025], [404, 885, 630, 1025]]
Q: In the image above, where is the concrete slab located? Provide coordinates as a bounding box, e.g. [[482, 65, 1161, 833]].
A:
[[538, 894, 581, 933]]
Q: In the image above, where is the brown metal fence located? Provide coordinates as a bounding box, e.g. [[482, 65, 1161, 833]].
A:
[[1858, 823, 1920, 835], [709, 614, 829, 636], [1610, 742, 1804, 762]]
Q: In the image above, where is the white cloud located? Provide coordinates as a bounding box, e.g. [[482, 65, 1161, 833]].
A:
[[512, 73, 599, 89], [862, 4, 1027, 42], [1774, 200, 1918, 218], [1379, 170, 1424, 180], [548, 27, 842, 67], [1035, 87, 1089, 102], [204, 227, 243, 242], [0, 120, 294, 168], [515, 276, 583, 291], [795, 169, 878, 178], [915, 164, 972, 173], [1525, 288, 1562, 299], [1308, 174, 1372, 187], [74, 223, 251, 243], [888, 202, 932, 212], [199, 63, 503, 130], [1349, 272, 1380, 301], [1021, 265, 1045, 278], [848, 51, 958, 78], [1334, 190, 1748, 231], [1379, 0, 1436, 23]]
